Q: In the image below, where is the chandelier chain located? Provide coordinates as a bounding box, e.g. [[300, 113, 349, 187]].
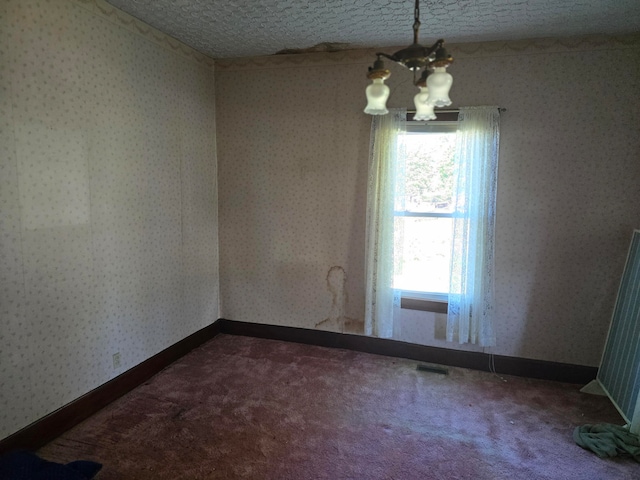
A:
[[413, 0, 421, 44]]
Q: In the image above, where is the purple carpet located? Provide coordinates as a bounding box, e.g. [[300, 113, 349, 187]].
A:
[[39, 334, 636, 479]]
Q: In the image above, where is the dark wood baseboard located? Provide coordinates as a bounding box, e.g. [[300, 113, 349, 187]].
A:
[[1, 317, 598, 454], [218, 319, 597, 385], [0, 321, 221, 454]]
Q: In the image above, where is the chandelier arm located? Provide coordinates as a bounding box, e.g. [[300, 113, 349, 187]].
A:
[[375, 52, 400, 62], [423, 39, 445, 59]]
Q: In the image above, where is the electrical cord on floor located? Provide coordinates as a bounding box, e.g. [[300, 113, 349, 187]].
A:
[[489, 353, 508, 383]]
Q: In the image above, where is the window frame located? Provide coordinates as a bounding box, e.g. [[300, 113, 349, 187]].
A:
[[397, 112, 459, 313]]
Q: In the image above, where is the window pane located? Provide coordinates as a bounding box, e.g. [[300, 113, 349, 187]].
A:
[[393, 216, 452, 294], [400, 131, 456, 214]]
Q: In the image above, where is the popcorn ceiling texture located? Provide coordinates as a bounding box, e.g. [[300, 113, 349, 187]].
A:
[[215, 35, 640, 365], [0, 0, 219, 439], [104, 0, 640, 58]]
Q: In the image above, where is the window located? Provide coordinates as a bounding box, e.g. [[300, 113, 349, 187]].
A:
[[394, 118, 457, 308], [365, 106, 499, 345]]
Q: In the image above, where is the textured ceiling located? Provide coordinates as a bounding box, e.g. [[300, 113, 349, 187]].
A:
[[104, 0, 640, 59]]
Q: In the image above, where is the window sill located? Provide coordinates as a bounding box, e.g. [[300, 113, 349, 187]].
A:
[[401, 297, 448, 314]]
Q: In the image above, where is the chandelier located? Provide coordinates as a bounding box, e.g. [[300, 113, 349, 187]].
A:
[[364, 0, 453, 120]]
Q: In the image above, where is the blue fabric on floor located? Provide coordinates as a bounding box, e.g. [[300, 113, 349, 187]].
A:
[[0, 450, 102, 480]]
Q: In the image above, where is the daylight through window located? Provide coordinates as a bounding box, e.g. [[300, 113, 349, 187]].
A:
[[393, 121, 457, 300]]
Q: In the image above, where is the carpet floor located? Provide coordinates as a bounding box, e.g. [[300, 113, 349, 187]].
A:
[[39, 334, 637, 479]]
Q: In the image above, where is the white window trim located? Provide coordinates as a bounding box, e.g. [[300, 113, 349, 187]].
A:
[[396, 118, 458, 304]]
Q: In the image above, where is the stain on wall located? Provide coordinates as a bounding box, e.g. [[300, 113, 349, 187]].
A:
[[316, 266, 364, 334]]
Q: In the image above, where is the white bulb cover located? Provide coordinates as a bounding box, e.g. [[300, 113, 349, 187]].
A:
[[364, 78, 390, 115], [413, 87, 436, 121], [426, 67, 453, 108]]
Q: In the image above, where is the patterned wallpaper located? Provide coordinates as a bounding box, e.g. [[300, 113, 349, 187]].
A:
[[0, 0, 219, 439], [216, 36, 640, 366]]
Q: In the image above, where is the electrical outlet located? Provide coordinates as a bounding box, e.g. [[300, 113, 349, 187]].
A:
[[112, 352, 121, 369]]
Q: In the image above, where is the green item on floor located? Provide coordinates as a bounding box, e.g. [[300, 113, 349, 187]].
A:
[[574, 423, 640, 462]]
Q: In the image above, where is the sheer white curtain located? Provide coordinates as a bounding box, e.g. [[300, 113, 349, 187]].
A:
[[447, 106, 500, 347], [365, 108, 406, 338]]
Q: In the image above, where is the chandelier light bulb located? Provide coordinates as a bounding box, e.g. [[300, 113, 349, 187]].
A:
[[426, 67, 453, 107], [364, 78, 390, 115], [413, 87, 436, 121]]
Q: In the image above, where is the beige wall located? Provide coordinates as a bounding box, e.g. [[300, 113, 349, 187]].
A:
[[0, 0, 219, 439], [216, 36, 640, 366]]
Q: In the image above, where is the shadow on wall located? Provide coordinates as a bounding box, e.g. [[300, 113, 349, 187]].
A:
[[315, 266, 364, 334]]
